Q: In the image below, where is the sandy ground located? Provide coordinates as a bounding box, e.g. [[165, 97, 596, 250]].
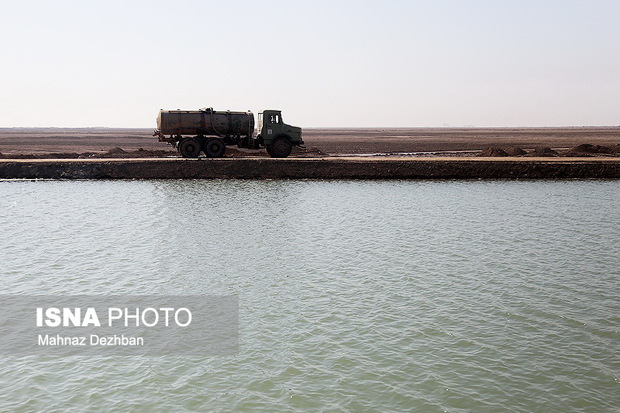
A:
[[0, 127, 619, 157], [303, 127, 620, 154]]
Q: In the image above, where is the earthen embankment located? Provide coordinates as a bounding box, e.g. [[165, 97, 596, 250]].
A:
[[1, 157, 619, 180]]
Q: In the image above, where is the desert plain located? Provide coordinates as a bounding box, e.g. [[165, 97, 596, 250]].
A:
[[0, 126, 619, 158]]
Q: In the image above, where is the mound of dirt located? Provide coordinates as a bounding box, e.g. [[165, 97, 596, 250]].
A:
[[504, 146, 527, 156], [527, 147, 558, 157], [577, 144, 613, 153], [477, 147, 508, 157], [562, 143, 616, 156]]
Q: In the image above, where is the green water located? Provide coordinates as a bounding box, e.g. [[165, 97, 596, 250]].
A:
[[0, 180, 618, 412]]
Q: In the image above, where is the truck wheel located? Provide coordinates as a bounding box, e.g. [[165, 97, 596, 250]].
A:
[[179, 138, 201, 158], [268, 137, 292, 158], [237, 137, 248, 148], [203, 138, 226, 158]]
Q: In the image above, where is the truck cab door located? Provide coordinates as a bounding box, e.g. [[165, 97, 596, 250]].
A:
[[266, 113, 281, 137]]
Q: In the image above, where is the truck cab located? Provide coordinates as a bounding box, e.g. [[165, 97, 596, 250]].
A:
[[256, 110, 303, 158]]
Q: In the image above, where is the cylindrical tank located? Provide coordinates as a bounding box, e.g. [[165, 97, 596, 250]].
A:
[[157, 108, 254, 137]]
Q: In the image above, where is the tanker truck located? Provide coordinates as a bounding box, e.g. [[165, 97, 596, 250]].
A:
[[154, 107, 303, 158]]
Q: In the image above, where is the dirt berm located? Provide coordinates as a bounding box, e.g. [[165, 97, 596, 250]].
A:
[[1, 157, 619, 179]]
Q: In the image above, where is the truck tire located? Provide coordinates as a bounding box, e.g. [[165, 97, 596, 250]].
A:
[[203, 138, 226, 158], [237, 137, 248, 148], [179, 138, 201, 158], [267, 137, 292, 158]]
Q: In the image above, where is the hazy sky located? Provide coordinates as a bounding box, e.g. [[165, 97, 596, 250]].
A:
[[1, 0, 618, 127]]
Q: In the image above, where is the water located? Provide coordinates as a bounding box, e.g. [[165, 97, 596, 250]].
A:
[[0, 179, 618, 412]]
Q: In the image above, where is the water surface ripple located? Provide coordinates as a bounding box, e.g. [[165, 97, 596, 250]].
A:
[[0, 180, 618, 412]]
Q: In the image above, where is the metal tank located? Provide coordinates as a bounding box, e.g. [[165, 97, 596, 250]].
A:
[[156, 107, 254, 138]]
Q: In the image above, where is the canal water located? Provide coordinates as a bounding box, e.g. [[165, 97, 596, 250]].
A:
[[0, 180, 618, 412]]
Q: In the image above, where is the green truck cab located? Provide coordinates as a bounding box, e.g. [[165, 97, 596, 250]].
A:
[[255, 110, 304, 158]]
